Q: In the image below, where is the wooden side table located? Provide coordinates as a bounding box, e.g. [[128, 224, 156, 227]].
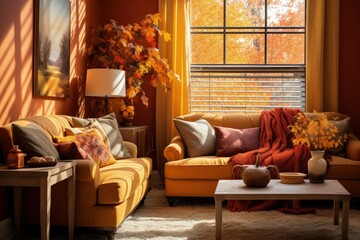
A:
[[119, 126, 150, 157], [0, 161, 76, 240]]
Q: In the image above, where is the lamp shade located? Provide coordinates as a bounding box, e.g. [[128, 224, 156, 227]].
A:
[[85, 68, 126, 97]]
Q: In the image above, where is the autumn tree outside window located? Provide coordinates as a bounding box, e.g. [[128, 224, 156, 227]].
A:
[[189, 0, 306, 113]]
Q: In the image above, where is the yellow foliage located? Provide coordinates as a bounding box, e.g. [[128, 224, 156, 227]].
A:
[[288, 112, 348, 151]]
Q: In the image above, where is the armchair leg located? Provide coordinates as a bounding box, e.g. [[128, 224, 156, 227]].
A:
[[167, 197, 176, 207], [106, 230, 115, 240]]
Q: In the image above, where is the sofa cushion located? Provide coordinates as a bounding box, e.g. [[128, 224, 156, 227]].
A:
[[165, 156, 232, 180], [12, 123, 61, 161], [327, 156, 360, 179], [97, 157, 152, 204], [215, 126, 260, 157], [72, 113, 131, 159], [173, 119, 216, 157], [55, 130, 116, 167]]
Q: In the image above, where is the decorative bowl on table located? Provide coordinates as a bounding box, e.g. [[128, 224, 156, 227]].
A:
[[279, 172, 307, 184], [26, 156, 57, 168]]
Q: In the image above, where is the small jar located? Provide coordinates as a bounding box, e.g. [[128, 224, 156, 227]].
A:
[[7, 145, 26, 169]]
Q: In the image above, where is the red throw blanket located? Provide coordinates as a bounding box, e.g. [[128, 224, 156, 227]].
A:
[[228, 108, 311, 212]]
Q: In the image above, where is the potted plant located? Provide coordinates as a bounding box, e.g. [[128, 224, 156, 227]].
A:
[[87, 13, 178, 124], [289, 111, 348, 183]]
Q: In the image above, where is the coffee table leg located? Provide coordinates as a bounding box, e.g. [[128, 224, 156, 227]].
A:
[[333, 200, 339, 225], [342, 200, 350, 240], [215, 199, 222, 240]]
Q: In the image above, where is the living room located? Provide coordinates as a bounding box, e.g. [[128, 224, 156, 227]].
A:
[[0, 0, 360, 239]]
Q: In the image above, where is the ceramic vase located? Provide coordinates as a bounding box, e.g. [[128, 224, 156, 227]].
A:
[[308, 150, 327, 183]]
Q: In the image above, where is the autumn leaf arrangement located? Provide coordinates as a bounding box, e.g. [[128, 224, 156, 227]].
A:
[[289, 111, 348, 152], [88, 14, 178, 117]]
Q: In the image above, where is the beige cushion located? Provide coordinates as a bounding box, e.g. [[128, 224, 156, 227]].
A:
[[174, 119, 216, 157]]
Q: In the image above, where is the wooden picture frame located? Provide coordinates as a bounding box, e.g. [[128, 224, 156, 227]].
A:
[[33, 0, 70, 98]]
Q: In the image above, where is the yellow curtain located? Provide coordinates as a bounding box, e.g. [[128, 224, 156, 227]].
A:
[[306, 0, 339, 112], [156, 0, 190, 177]]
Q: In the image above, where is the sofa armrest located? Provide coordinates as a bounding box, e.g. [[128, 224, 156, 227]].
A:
[[71, 159, 100, 207], [346, 133, 360, 161], [163, 136, 185, 161], [123, 141, 137, 158], [72, 159, 100, 184]]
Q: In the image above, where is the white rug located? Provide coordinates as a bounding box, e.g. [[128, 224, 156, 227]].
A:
[[116, 187, 360, 240]]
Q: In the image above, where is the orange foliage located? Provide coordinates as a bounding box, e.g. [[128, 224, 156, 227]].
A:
[[88, 14, 179, 107]]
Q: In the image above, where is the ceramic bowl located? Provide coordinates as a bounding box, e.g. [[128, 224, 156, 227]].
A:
[[279, 172, 307, 184]]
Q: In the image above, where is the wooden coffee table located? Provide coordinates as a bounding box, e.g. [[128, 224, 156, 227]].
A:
[[214, 179, 350, 240]]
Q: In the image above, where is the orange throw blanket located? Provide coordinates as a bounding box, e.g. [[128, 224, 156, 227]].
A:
[[228, 108, 311, 212]]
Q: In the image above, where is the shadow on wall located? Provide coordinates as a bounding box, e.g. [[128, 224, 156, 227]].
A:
[[0, 0, 91, 127]]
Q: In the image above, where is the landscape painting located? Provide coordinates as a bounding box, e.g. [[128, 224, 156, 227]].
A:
[[33, 0, 70, 98]]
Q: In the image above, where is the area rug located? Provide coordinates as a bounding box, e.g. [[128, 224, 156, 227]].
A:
[[116, 187, 360, 240]]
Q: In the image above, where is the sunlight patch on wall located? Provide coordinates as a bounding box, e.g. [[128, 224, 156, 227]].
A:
[[0, 25, 16, 125], [20, 0, 34, 119], [70, 0, 87, 117], [20, 0, 32, 62]]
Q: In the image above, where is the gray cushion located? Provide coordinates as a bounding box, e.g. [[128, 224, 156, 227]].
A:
[[12, 123, 61, 161], [174, 119, 216, 157]]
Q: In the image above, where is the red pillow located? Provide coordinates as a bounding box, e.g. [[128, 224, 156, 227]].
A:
[[215, 126, 260, 157], [54, 142, 89, 160]]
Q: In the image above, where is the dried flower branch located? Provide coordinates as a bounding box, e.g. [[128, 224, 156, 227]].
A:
[[289, 111, 348, 151]]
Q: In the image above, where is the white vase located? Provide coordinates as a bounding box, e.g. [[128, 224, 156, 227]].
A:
[[308, 150, 327, 183]]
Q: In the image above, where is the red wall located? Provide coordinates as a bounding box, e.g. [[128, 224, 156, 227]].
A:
[[0, 0, 100, 223], [339, 0, 360, 137]]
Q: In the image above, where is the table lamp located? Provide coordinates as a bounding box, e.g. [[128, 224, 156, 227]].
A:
[[85, 68, 126, 114]]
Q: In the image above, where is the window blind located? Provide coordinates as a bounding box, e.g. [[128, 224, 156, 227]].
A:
[[190, 65, 305, 114]]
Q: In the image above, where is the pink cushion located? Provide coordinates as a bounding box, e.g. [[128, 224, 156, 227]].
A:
[[215, 126, 260, 157]]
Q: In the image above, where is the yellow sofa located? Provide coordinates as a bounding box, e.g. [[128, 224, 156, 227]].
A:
[[163, 112, 360, 206], [0, 115, 152, 239]]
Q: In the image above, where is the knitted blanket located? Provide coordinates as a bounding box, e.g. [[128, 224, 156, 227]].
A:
[[228, 108, 311, 212]]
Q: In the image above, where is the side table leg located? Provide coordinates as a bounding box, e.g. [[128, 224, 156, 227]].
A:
[[215, 199, 222, 240], [40, 177, 51, 240], [333, 200, 340, 225], [341, 200, 350, 240], [14, 187, 22, 239], [68, 166, 76, 240]]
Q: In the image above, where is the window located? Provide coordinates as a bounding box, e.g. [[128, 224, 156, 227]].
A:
[[190, 0, 306, 113]]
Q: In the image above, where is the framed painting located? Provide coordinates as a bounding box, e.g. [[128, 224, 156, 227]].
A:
[[33, 0, 70, 98]]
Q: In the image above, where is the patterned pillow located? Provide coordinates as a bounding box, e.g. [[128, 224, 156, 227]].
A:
[[72, 113, 131, 159], [55, 130, 116, 167], [65, 121, 109, 148]]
